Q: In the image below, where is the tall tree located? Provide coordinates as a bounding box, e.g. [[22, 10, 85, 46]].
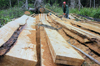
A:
[[94, 0, 95, 8], [78, 0, 81, 11], [9, 0, 12, 7], [25, 0, 28, 9], [90, 0, 91, 7], [18, 0, 19, 7], [70, 0, 75, 9]]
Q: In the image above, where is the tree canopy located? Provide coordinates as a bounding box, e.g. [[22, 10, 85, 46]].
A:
[[0, 0, 100, 9]]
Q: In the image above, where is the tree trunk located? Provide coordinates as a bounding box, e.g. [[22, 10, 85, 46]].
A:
[[34, 0, 44, 7], [90, 0, 91, 8], [9, 0, 11, 7], [94, 0, 95, 8], [78, 0, 81, 11], [18, 0, 19, 7], [25, 0, 28, 9], [70, 0, 75, 9]]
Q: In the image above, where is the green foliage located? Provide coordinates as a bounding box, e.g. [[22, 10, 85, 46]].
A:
[[28, 4, 34, 8], [45, 3, 63, 15], [70, 7, 100, 18], [0, 0, 9, 9], [0, 7, 24, 26]]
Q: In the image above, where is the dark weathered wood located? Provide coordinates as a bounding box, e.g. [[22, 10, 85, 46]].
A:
[[0, 25, 24, 56]]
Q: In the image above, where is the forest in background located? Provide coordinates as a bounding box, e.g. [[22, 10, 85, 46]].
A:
[[0, 0, 100, 26], [0, 0, 100, 9]]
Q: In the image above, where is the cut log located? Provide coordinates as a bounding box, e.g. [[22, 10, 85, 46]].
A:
[[0, 17, 37, 66], [49, 13, 100, 47], [41, 19, 84, 66], [29, 0, 45, 13]]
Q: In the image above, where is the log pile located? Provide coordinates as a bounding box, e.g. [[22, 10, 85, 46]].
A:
[[0, 13, 100, 66]]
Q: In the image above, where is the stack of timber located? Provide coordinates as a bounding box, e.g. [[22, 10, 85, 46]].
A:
[[61, 17, 100, 55], [48, 13, 100, 66], [0, 15, 37, 66], [39, 14, 84, 66], [0, 13, 100, 66]]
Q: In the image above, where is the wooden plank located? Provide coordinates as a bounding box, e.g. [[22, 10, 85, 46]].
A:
[[0, 17, 37, 66], [0, 15, 29, 47], [41, 19, 84, 66], [0, 21, 19, 47], [71, 21, 100, 33], [47, 16, 53, 23], [71, 23, 100, 54], [49, 13, 100, 47], [48, 20, 89, 43], [14, 15, 29, 25], [62, 16, 100, 30], [69, 15, 75, 20], [40, 26, 65, 66], [46, 15, 100, 65], [0, 25, 24, 56], [86, 43, 100, 55], [63, 28, 90, 43]]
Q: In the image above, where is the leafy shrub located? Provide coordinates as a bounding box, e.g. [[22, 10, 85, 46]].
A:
[[45, 3, 63, 15], [0, 7, 24, 26], [70, 7, 100, 18]]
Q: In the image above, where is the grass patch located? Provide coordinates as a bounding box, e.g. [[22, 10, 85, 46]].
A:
[[0, 7, 25, 26], [70, 7, 100, 18], [45, 3, 63, 15], [45, 3, 100, 19]]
